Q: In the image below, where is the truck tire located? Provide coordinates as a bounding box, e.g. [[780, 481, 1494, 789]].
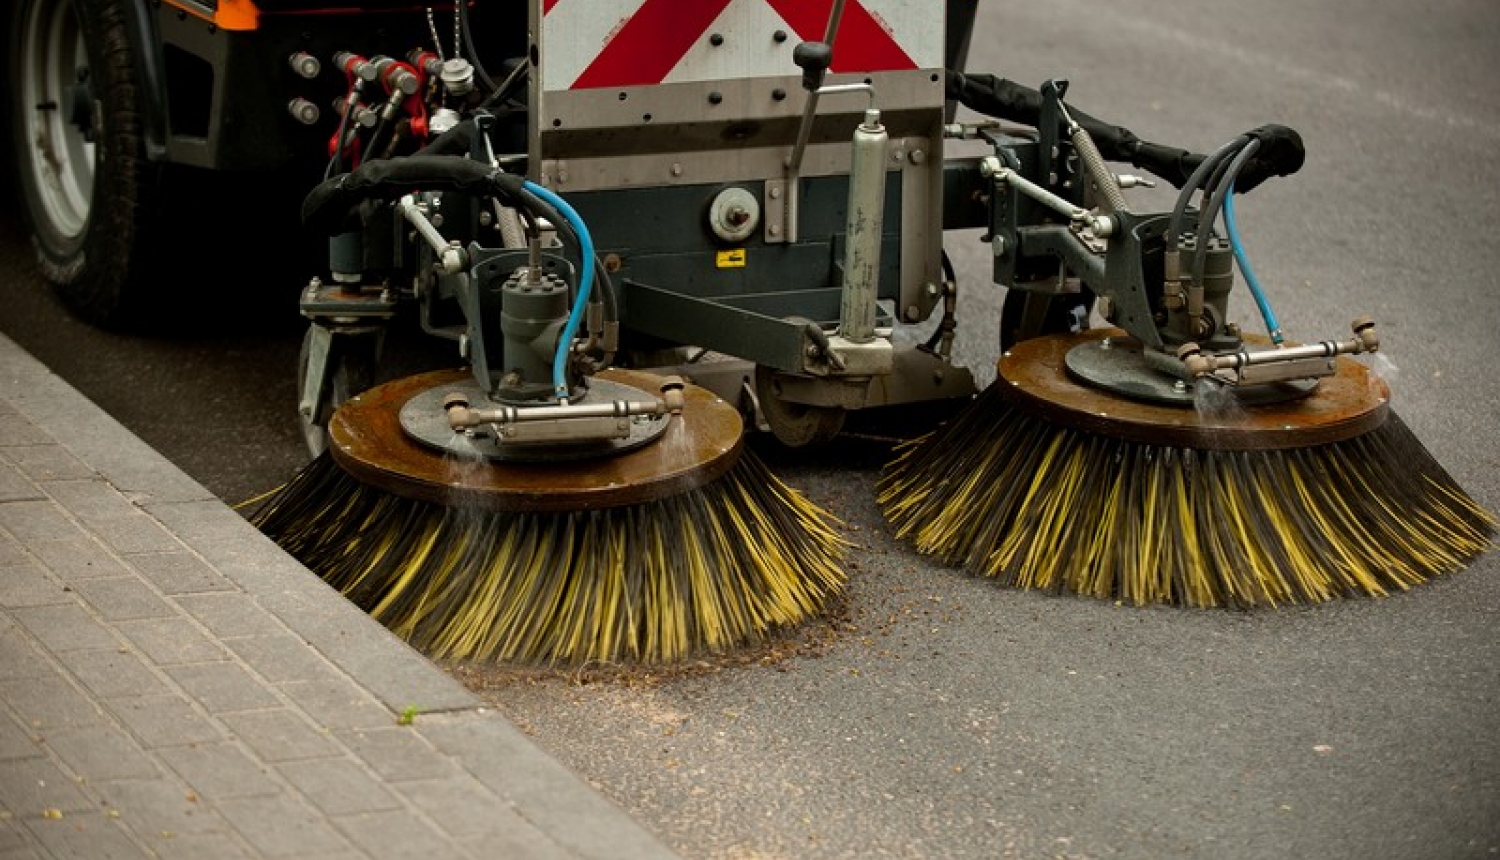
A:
[[10, 0, 161, 328]]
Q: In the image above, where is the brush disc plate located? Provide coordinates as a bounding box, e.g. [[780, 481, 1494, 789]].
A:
[[999, 329, 1390, 450], [327, 368, 744, 511]]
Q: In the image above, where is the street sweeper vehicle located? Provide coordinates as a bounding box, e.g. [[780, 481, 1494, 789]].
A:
[[11, 0, 1493, 667]]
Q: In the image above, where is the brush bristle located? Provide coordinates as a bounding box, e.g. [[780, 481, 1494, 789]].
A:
[[878, 384, 1496, 607], [251, 451, 847, 666]]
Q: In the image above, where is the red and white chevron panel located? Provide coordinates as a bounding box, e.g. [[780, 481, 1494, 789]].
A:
[[539, 0, 943, 91]]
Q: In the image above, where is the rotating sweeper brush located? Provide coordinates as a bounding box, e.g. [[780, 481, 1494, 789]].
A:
[[880, 79, 1494, 606], [250, 156, 846, 666], [254, 364, 845, 665], [881, 325, 1493, 606]]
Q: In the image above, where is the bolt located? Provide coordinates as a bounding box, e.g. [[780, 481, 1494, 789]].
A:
[[710, 33, 724, 46], [772, 88, 786, 101], [908, 149, 926, 164], [289, 52, 321, 78], [287, 98, 319, 125], [769, 187, 781, 199], [708, 91, 723, 105], [773, 29, 788, 43], [671, 163, 683, 177]]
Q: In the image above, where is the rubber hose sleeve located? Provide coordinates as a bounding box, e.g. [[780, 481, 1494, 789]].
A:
[[301, 155, 525, 234], [945, 71, 1305, 192]]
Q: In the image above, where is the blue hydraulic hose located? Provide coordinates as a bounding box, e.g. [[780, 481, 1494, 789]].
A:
[[1223, 183, 1284, 345], [521, 180, 595, 400]]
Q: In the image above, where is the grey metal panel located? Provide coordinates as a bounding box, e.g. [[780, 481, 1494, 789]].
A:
[[569, 178, 905, 309], [538, 70, 942, 137], [622, 282, 812, 372], [895, 114, 945, 322]]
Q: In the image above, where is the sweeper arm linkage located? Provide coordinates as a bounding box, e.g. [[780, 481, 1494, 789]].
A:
[[944, 75, 1386, 402], [283, 0, 1372, 452]]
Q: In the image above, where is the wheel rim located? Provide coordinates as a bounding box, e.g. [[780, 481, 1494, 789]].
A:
[[20, 0, 94, 242], [754, 365, 846, 448]]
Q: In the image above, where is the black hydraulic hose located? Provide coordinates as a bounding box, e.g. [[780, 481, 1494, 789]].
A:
[[414, 116, 475, 156], [946, 71, 1198, 185], [364, 113, 396, 165], [478, 60, 528, 112], [1167, 136, 1247, 252], [301, 151, 613, 321], [1191, 137, 1261, 290], [946, 71, 1305, 193], [1196, 143, 1246, 231], [507, 185, 613, 327], [593, 260, 619, 323], [328, 103, 350, 178], [457, 1, 498, 92], [327, 81, 360, 178], [301, 154, 527, 234], [508, 180, 616, 323]]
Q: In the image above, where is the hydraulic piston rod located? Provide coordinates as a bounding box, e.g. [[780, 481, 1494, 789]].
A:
[[839, 108, 888, 344], [1178, 318, 1379, 381]]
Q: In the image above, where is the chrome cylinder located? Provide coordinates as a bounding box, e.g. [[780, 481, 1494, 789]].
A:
[[839, 109, 888, 344]]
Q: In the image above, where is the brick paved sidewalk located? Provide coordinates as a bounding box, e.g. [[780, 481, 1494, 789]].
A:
[[0, 334, 681, 860]]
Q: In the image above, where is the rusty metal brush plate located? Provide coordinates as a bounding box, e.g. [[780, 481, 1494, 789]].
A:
[[997, 329, 1391, 450], [327, 368, 744, 511]]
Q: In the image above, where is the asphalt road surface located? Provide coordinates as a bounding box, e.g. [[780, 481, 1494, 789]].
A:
[[2, 1, 1498, 858]]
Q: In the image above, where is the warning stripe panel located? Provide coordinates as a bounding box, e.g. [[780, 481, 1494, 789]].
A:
[[543, 0, 935, 91], [763, 0, 915, 75], [572, 0, 735, 89]]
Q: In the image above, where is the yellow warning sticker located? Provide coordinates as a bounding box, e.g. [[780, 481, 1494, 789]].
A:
[[716, 249, 747, 268]]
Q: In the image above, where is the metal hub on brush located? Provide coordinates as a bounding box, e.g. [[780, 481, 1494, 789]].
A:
[[400, 376, 675, 464], [326, 367, 746, 511], [1000, 328, 1390, 449]]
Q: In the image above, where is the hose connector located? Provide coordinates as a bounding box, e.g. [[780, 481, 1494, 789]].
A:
[[1352, 316, 1379, 353]]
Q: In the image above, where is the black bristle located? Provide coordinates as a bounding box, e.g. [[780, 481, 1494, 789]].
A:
[[878, 386, 1496, 608], [251, 450, 848, 666]]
